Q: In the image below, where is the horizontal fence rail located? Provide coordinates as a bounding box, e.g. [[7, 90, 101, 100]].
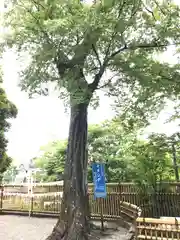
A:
[[0, 192, 140, 222], [0, 183, 142, 221], [136, 217, 180, 240], [1, 182, 180, 239], [3, 181, 180, 193], [1, 182, 180, 218]]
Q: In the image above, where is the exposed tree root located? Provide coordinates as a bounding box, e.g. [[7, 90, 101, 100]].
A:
[[46, 218, 100, 240]]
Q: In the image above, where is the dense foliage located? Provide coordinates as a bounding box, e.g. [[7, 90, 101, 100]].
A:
[[34, 119, 135, 182], [35, 120, 178, 187], [0, 76, 17, 180], [34, 140, 67, 182], [2, 1, 180, 126], [3, 164, 18, 183]]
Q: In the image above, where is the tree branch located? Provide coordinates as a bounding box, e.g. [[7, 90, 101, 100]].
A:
[[103, 1, 140, 62], [99, 88, 119, 97], [94, 1, 133, 88], [97, 73, 119, 90], [129, 42, 174, 50], [88, 41, 179, 94], [92, 44, 102, 67], [143, 4, 157, 21], [70, 28, 100, 67], [88, 65, 106, 93], [76, 31, 81, 45], [31, 0, 45, 10], [103, 0, 127, 61], [107, 41, 180, 62], [154, 0, 166, 15], [18, 0, 70, 76], [108, 44, 128, 59]]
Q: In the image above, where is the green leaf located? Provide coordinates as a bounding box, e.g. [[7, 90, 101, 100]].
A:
[[102, 0, 114, 8], [116, 19, 126, 33], [153, 8, 161, 21]]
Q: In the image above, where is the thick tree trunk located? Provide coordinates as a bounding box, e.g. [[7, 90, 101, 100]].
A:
[[47, 103, 91, 240]]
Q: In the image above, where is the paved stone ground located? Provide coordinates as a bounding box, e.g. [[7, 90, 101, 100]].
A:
[[0, 215, 128, 240]]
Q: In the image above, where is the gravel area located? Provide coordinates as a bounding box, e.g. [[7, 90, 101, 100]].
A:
[[0, 215, 55, 240], [0, 215, 128, 240]]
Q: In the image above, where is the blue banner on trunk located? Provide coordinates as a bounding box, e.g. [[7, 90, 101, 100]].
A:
[[92, 163, 106, 198]]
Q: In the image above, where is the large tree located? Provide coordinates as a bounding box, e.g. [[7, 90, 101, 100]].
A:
[[0, 74, 17, 181], [3, 0, 180, 239]]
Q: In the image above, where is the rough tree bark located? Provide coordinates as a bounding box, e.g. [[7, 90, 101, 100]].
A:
[[47, 102, 91, 240]]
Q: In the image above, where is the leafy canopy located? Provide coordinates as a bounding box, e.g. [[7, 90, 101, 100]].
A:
[[2, 0, 180, 113], [34, 119, 175, 184], [3, 164, 18, 183], [34, 140, 67, 182], [0, 73, 17, 178]]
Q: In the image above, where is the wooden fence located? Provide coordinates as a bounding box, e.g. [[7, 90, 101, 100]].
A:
[[136, 217, 180, 240], [0, 187, 140, 221], [3, 181, 180, 193], [1, 182, 180, 217], [1, 182, 180, 239]]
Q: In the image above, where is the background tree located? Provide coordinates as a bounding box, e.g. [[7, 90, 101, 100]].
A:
[[35, 121, 175, 185], [3, 164, 18, 183], [131, 134, 174, 191], [88, 119, 138, 182], [130, 133, 178, 217], [150, 133, 180, 182], [0, 74, 17, 181], [35, 141, 67, 182], [3, 1, 180, 239]]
